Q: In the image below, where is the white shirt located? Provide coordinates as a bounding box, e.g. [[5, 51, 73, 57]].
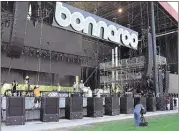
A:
[[79, 83, 84, 90]]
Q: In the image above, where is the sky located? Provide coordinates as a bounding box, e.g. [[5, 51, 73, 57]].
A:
[[168, 2, 178, 13]]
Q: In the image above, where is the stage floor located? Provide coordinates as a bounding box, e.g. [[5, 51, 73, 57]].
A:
[[2, 110, 178, 131]]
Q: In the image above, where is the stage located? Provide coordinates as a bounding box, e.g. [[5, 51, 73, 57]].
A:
[[2, 110, 177, 131]]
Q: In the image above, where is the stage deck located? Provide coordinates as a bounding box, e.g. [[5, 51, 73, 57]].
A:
[[2, 110, 177, 131]]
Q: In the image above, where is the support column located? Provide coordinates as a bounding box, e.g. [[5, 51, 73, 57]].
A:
[[112, 49, 115, 91], [115, 47, 119, 81], [151, 2, 159, 97]]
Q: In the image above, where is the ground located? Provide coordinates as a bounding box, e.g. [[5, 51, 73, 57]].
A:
[[58, 114, 178, 131]]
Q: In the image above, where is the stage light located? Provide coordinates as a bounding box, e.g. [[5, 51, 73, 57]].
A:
[[118, 8, 123, 13]]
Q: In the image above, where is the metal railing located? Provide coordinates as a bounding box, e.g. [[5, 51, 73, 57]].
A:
[[100, 55, 167, 70]]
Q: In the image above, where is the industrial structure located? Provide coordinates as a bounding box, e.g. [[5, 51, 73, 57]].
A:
[[1, 1, 178, 127], [1, 2, 178, 95]]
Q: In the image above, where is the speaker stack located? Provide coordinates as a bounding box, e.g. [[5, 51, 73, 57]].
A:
[[156, 96, 166, 111], [146, 97, 156, 112], [120, 97, 133, 114], [87, 97, 103, 117], [6, 97, 25, 126], [7, 2, 29, 58], [143, 32, 153, 78], [65, 96, 83, 119], [169, 97, 174, 110], [134, 97, 146, 109], [164, 71, 170, 95], [158, 70, 164, 95], [105, 96, 120, 116], [40, 97, 59, 122]]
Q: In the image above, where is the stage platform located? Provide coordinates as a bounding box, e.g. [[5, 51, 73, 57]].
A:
[[2, 110, 177, 131]]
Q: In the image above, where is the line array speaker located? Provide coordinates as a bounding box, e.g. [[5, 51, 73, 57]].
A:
[[143, 32, 153, 78], [40, 97, 59, 122], [169, 97, 173, 110], [6, 97, 25, 126], [7, 2, 29, 58], [156, 96, 166, 111], [105, 96, 120, 116], [146, 97, 156, 112], [158, 70, 164, 95], [87, 97, 103, 117], [164, 71, 170, 95], [120, 97, 133, 114], [65, 97, 83, 119]]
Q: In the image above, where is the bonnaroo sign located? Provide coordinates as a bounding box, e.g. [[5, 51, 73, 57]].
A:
[[54, 2, 139, 49]]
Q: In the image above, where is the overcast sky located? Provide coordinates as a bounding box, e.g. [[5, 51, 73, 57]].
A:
[[168, 2, 178, 13]]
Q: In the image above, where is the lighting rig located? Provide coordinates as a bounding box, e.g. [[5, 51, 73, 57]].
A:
[[1, 42, 98, 67]]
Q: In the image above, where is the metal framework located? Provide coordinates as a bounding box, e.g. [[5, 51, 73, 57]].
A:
[[1, 2, 178, 95]]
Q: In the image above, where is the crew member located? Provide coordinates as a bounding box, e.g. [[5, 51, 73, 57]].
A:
[[33, 85, 41, 108], [12, 80, 18, 96], [79, 80, 84, 91], [25, 76, 30, 91], [133, 98, 145, 126], [73, 82, 77, 92]]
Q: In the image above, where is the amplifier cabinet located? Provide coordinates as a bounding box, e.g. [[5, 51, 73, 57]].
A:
[[40, 97, 59, 122], [6, 97, 25, 126], [120, 97, 133, 114], [87, 97, 103, 117], [105, 97, 120, 116], [65, 97, 83, 119], [146, 97, 156, 112], [134, 97, 146, 109]]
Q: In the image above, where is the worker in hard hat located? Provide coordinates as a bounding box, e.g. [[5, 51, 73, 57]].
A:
[[25, 76, 30, 93], [33, 85, 41, 108], [12, 80, 18, 96]]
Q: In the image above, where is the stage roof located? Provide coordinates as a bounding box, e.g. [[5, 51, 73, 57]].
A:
[[67, 2, 178, 37]]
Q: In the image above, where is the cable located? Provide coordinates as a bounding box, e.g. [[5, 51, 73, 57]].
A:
[[37, 2, 43, 85]]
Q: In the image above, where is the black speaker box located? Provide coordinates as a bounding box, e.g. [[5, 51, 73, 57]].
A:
[[7, 2, 29, 58], [146, 97, 156, 112], [6, 97, 25, 126], [134, 97, 146, 109], [87, 97, 103, 117], [156, 96, 166, 111], [65, 97, 83, 119], [120, 97, 133, 114], [105, 96, 120, 116], [40, 97, 59, 122]]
